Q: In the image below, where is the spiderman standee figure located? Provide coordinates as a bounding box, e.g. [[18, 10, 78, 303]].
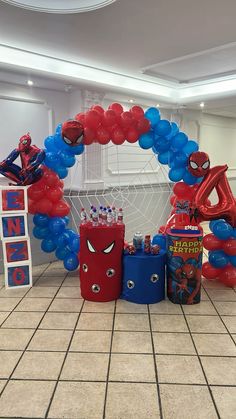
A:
[[0, 134, 45, 186]]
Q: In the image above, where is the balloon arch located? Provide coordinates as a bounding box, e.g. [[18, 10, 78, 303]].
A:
[[21, 103, 236, 286]]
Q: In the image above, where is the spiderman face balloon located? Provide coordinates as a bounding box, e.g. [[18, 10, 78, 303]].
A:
[[19, 134, 32, 151], [79, 223, 125, 302], [188, 151, 210, 177], [62, 120, 84, 146]]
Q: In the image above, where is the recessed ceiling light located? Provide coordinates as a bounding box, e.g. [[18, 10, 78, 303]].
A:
[[27, 80, 34, 86], [1, 1, 117, 14], [200, 102, 205, 108], [156, 104, 160, 107], [128, 99, 134, 103]]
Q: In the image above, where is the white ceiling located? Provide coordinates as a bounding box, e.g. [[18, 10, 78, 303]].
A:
[[1, 0, 236, 115]]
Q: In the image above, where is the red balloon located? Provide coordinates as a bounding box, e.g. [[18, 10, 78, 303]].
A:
[[44, 170, 60, 187], [28, 199, 37, 214], [91, 105, 104, 115], [159, 225, 166, 234], [126, 127, 139, 143], [220, 265, 236, 287], [103, 110, 117, 127], [112, 128, 125, 145], [50, 200, 70, 217], [170, 195, 177, 206], [46, 187, 63, 203], [137, 118, 151, 134], [203, 234, 225, 251], [28, 185, 46, 201], [85, 110, 101, 129], [223, 239, 236, 256], [173, 182, 191, 199], [120, 111, 133, 128], [83, 127, 95, 145], [202, 262, 222, 280], [96, 126, 110, 145], [75, 112, 86, 125], [130, 105, 144, 120], [57, 180, 64, 188], [37, 198, 53, 214], [109, 102, 123, 115]]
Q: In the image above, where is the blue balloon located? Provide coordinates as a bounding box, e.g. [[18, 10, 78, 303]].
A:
[[55, 246, 71, 261], [154, 137, 170, 152], [169, 167, 185, 182], [139, 133, 154, 149], [62, 216, 70, 226], [54, 231, 70, 248], [44, 136, 58, 151], [173, 151, 188, 168], [171, 132, 188, 150], [183, 170, 198, 185], [152, 234, 166, 249], [229, 255, 236, 267], [54, 133, 64, 149], [66, 229, 79, 240], [170, 122, 179, 137], [232, 228, 236, 239], [155, 120, 172, 137], [44, 152, 60, 169], [41, 238, 57, 253], [209, 250, 229, 268], [69, 144, 84, 155], [158, 152, 169, 165], [60, 151, 76, 168], [64, 253, 79, 271], [49, 217, 66, 234], [209, 219, 225, 232], [56, 166, 69, 179], [33, 214, 49, 228], [213, 221, 233, 240], [55, 123, 62, 135], [33, 226, 50, 240], [183, 140, 199, 155], [68, 236, 80, 253], [144, 107, 160, 127]]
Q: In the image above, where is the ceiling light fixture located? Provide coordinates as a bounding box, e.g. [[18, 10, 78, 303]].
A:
[[1, 0, 117, 14], [200, 102, 205, 108], [128, 99, 134, 103], [156, 104, 160, 107], [27, 79, 34, 86]]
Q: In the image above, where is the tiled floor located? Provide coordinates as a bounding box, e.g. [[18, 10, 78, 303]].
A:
[[0, 262, 235, 419]]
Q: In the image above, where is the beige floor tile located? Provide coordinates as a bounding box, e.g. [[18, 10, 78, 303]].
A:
[[35, 277, 65, 287], [192, 334, 236, 356], [206, 289, 236, 301], [160, 384, 217, 419], [70, 330, 112, 352], [62, 277, 80, 287], [39, 312, 78, 330], [116, 299, 148, 313], [28, 329, 72, 351], [211, 386, 236, 419], [26, 286, 59, 298], [156, 354, 206, 384], [0, 297, 21, 311], [13, 351, 65, 380], [0, 329, 34, 350], [114, 313, 150, 331], [153, 332, 196, 355], [182, 301, 217, 315], [112, 331, 152, 353], [14, 297, 52, 312], [56, 286, 82, 299], [0, 311, 10, 325], [201, 356, 236, 385], [0, 351, 22, 378], [151, 314, 188, 332], [0, 380, 6, 392], [61, 352, 109, 381], [49, 298, 83, 312], [2, 311, 43, 329], [42, 269, 67, 277], [232, 334, 236, 344], [0, 380, 55, 418], [105, 382, 160, 419], [201, 289, 210, 300], [109, 353, 156, 382], [48, 381, 106, 419], [221, 316, 236, 333], [77, 313, 113, 330], [202, 278, 228, 289], [186, 315, 227, 333], [214, 301, 236, 315], [82, 300, 115, 313], [0, 287, 29, 298], [47, 261, 64, 270], [149, 300, 182, 314]]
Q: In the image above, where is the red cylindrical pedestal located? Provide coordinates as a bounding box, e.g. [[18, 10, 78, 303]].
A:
[[79, 222, 125, 302]]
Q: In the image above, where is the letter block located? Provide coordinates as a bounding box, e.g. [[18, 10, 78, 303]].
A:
[[3, 238, 31, 264], [0, 214, 28, 239], [0, 187, 28, 213], [6, 262, 32, 289]]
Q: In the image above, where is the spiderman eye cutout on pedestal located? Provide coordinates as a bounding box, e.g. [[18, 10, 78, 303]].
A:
[[188, 151, 210, 177], [86, 239, 115, 254]]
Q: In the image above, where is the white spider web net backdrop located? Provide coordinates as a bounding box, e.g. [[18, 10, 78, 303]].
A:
[[65, 141, 173, 242]]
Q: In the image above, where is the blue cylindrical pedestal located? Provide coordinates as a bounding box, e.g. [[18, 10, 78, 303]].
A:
[[121, 250, 166, 304]]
